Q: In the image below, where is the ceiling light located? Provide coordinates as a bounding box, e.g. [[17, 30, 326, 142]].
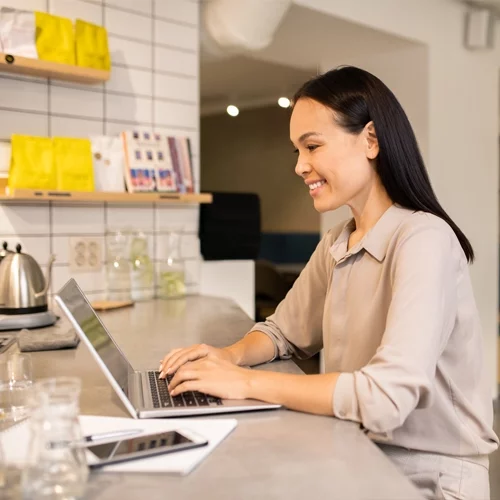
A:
[[226, 105, 239, 117], [278, 97, 290, 108]]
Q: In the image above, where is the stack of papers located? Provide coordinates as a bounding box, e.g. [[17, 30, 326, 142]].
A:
[[1, 415, 237, 476]]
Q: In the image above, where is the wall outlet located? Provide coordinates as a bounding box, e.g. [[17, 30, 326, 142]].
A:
[[69, 237, 102, 272]]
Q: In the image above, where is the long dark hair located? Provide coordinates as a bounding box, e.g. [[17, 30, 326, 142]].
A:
[[293, 66, 474, 263]]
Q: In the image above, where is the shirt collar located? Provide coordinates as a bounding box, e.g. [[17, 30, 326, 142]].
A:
[[329, 204, 415, 264]]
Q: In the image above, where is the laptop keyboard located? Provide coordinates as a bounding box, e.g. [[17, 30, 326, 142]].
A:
[[148, 371, 223, 409]]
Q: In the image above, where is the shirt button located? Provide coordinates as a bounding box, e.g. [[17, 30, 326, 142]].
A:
[[338, 410, 345, 417]]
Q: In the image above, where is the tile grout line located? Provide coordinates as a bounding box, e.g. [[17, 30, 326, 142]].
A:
[[0, 73, 197, 105], [152, 0, 158, 295], [103, 1, 107, 135]]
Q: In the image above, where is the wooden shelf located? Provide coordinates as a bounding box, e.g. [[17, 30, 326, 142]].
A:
[[0, 53, 110, 84], [0, 189, 212, 205]]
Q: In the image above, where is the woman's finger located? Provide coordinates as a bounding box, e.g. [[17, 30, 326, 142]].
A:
[[168, 365, 199, 391], [159, 348, 183, 371], [162, 345, 210, 377], [160, 346, 200, 374], [170, 380, 200, 396]]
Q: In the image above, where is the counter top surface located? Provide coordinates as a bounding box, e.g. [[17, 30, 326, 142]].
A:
[[17, 296, 423, 499]]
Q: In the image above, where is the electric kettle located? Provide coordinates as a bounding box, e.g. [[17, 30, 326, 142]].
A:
[[0, 244, 55, 314]]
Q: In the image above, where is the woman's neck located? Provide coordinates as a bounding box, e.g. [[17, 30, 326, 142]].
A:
[[348, 182, 393, 247]]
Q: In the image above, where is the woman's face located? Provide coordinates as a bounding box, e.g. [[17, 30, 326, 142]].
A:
[[290, 98, 378, 213]]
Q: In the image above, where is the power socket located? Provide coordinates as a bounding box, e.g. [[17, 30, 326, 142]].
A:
[[69, 237, 102, 272]]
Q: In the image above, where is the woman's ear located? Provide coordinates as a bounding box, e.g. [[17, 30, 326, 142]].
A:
[[364, 121, 379, 160]]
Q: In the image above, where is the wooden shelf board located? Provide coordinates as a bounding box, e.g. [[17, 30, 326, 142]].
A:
[[0, 189, 212, 205], [0, 53, 110, 84]]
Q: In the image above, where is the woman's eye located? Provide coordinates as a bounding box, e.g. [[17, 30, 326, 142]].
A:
[[306, 145, 318, 152]]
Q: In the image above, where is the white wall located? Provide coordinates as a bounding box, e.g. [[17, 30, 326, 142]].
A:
[[298, 0, 500, 397], [0, 0, 202, 299]]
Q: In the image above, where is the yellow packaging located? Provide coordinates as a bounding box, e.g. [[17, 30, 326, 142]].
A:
[[75, 19, 111, 70], [8, 135, 56, 191], [53, 138, 94, 192], [35, 11, 75, 65]]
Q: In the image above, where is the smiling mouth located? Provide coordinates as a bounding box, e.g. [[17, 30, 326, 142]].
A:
[[309, 180, 326, 191]]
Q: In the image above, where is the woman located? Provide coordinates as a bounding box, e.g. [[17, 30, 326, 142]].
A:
[[159, 66, 498, 500]]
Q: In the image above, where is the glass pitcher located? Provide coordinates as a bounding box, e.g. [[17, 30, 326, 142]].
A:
[[22, 377, 89, 500], [130, 232, 154, 301], [158, 230, 186, 299], [106, 230, 131, 301]]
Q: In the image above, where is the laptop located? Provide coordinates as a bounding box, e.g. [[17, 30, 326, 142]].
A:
[[55, 279, 281, 419]]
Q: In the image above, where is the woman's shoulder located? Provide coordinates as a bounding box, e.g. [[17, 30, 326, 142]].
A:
[[393, 209, 465, 265], [397, 209, 455, 239]]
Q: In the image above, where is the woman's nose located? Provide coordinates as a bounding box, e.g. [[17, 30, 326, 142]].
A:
[[295, 159, 311, 177]]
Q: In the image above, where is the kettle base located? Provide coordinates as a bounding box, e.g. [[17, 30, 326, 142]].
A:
[[0, 310, 57, 331]]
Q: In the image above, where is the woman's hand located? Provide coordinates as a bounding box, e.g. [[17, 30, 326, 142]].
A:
[[158, 344, 236, 378], [168, 356, 253, 400]]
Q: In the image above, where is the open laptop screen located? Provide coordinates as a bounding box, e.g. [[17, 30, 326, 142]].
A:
[[56, 279, 131, 395]]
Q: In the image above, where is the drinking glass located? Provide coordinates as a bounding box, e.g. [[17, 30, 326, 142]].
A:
[[0, 353, 33, 425], [22, 377, 89, 499]]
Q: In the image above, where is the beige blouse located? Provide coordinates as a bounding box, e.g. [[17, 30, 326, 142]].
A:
[[252, 204, 499, 458]]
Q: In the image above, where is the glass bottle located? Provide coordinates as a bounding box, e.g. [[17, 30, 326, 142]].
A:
[[130, 232, 154, 301], [106, 230, 131, 301], [158, 230, 186, 299], [22, 377, 89, 500]]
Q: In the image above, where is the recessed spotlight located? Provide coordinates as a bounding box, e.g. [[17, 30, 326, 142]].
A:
[[227, 105, 239, 117], [278, 97, 290, 108]]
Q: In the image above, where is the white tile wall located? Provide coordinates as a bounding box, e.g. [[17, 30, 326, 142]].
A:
[[154, 101, 198, 129], [50, 116, 104, 138], [0, 78, 48, 113], [49, 0, 103, 24], [154, 19, 198, 51], [0, 204, 50, 235], [0, 0, 201, 299], [0, 110, 49, 140], [52, 205, 105, 234], [155, 0, 198, 25], [106, 206, 154, 232], [106, 0, 152, 16], [156, 205, 199, 232], [106, 66, 152, 96], [106, 94, 152, 124], [105, 8, 152, 43], [108, 36, 153, 70], [1, 0, 45, 11], [51, 86, 104, 120], [155, 46, 198, 76], [155, 73, 197, 102]]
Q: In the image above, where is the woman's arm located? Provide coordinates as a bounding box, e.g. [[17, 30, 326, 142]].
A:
[[223, 331, 276, 367], [168, 354, 340, 416], [247, 370, 340, 415]]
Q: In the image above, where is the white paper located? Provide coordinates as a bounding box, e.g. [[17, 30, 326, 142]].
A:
[[0, 8, 37, 59], [1, 415, 237, 476], [90, 136, 126, 193]]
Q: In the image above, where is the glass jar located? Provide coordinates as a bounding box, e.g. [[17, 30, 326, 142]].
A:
[[22, 377, 89, 500], [130, 232, 154, 301], [158, 230, 186, 299], [106, 231, 131, 301]]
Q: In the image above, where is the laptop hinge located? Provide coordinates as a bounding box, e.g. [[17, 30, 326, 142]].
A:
[[128, 372, 145, 411]]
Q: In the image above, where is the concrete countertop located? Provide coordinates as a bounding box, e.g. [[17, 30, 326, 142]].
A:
[[18, 295, 423, 500]]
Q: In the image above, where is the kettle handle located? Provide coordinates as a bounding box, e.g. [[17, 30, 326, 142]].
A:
[[35, 254, 56, 299]]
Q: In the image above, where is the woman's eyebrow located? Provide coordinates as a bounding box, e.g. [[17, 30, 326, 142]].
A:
[[291, 132, 322, 147]]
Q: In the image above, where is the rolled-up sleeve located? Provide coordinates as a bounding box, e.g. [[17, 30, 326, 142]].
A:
[[333, 219, 459, 434], [248, 229, 337, 361]]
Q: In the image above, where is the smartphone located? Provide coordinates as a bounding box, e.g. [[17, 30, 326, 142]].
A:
[[86, 429, 208, 468]]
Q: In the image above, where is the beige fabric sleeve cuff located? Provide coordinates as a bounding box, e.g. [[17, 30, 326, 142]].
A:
[[244, 323, 293, 362], [333, 372, 362, 423]]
